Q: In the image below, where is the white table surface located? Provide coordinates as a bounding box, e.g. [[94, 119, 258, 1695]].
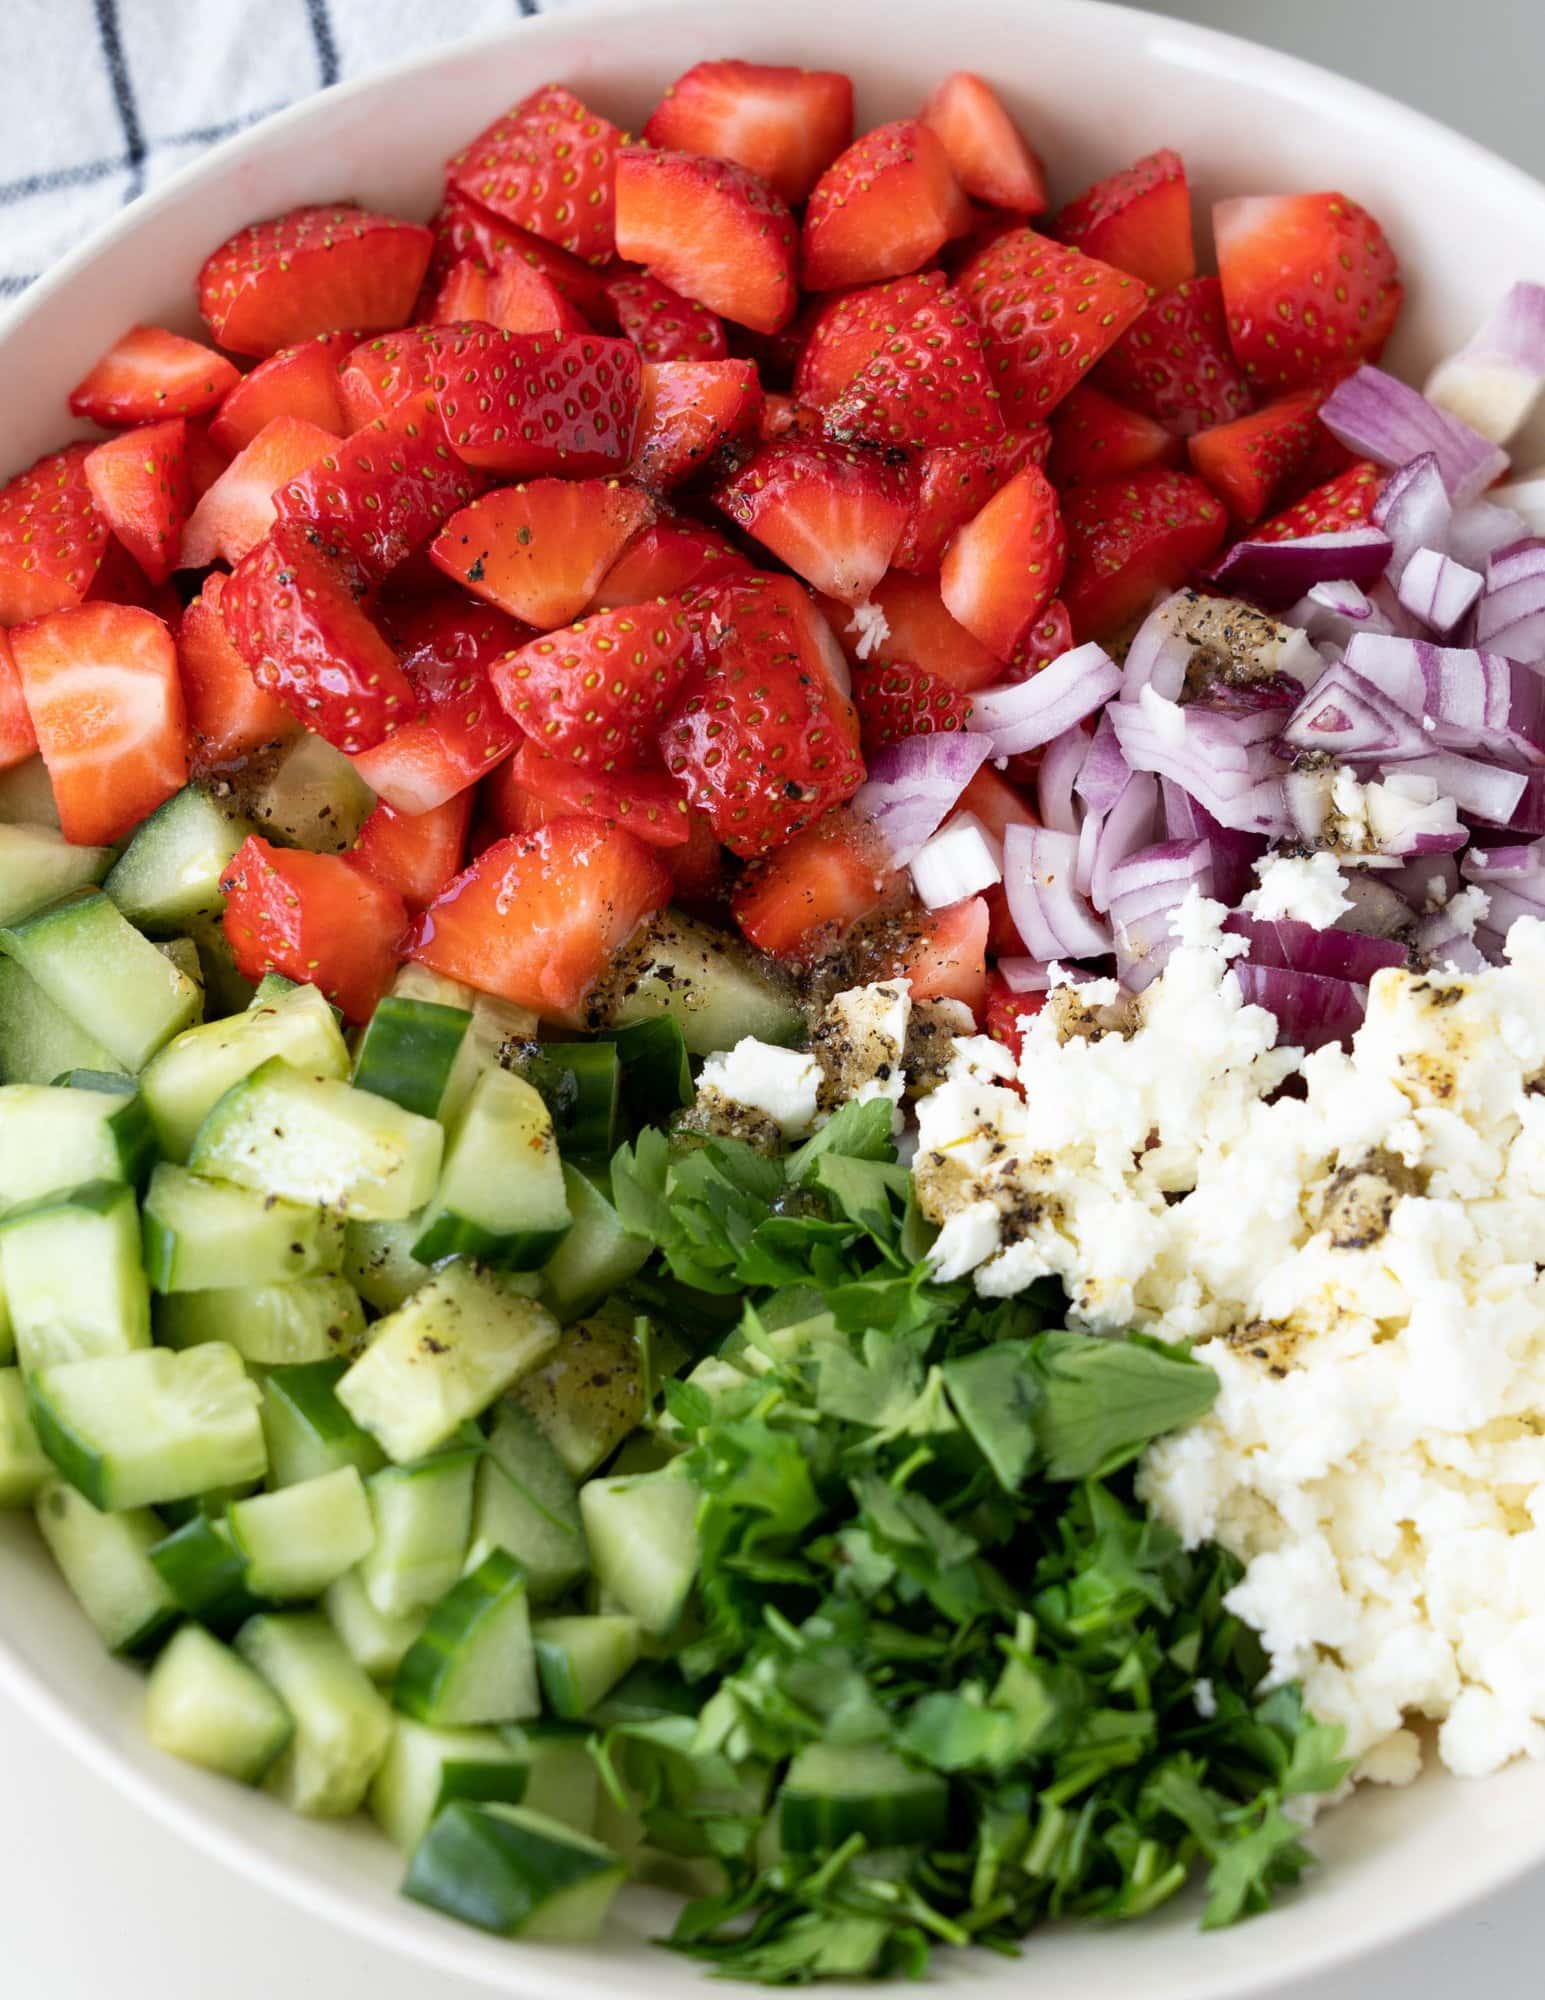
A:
[[6, 2, 1545, 1995]]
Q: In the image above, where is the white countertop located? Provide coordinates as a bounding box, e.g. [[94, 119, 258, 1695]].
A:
[[5, 2, 1544, 1995]]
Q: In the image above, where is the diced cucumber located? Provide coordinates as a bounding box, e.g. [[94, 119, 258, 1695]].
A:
[[103, 784, 252, 933], [0, 1080, 154, 1210], [337, 1264, 559, 1464], [0, 889, 201, 1070], [0, 1181, 150, 1373], [0, 823, 109, 927], [34, 1479, 176, 1655], [579, 1470, 700, 1638], [323, 1570, 427, 1682], [343, 1214, 435, 1313], [235, 1611, 392, 1816], [591, 910, 802, 1053], [191, 1057, 443, 1220], [0, 955, 124, 1084], [412, 1069, 569, 1269], [228, 1467, 375, 1600], [391, 965, 476, 1010], [140, 983, 350, 1161], [353, 997, 472, 1121], [259, 1360, 386, 1488], [612, 1015, 693, 1129], [369, 1717, 529, 1854], [0, 1368, 48, 1505], [184, 911, 256, 1018], [156, 935, 206, 998], [396, 1550, 539, 1728], [440, 990, 542, 1120], [467, 1402, 588, 1606], [778, 1742, 950, 1854], [515, 1721, 602, 1832], [539, 1164, 651, 1323], [145, 1623, 294, 1784], [148, 1514, 264, 1632], [514, 1318, 649, 1481], [0, 759, 60, 828], [141, 1162, 344, 1295], [155, 1277, 367, 1369], [251, 972, 300, 1005], [29, 1343, 266, 1512], [533, 1615, 640, 1721], [358, 1449, 477, 1621], [242, 731, 376, 854], [508, 1041, 621, 1159], [403, 1803, 625, 1942]]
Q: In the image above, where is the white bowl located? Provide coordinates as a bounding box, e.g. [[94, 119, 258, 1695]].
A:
[[4, 2, 1545, 1993]]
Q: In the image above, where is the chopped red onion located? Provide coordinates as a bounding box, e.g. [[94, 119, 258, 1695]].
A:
[[1413, 921, 1488, 972], [1384, 852, 1461, 907], [1223, 912, 1406, 983], [1002, 824, 1113, 961], [1074, 806, 1101, 897], [1341, 631, 1545, 762], [996, 957, 1055, 993], [1458, 842, 1545, 931], [1449, 498, 1530, 569], [1395, 752, 1527, 822], [1089, 771, 1160, 913], [1232, 961, 1368, 1050], [970, 643, 1121, 756], [1160, 779, 1266, 905], [1361, 770, 1467, 856], [1207, 527, 1392, 608], [1120, 602, 1195, 701], [1476, 537, 1545, 663], [1035, 722, 1091, 837], [1489, 474, 1545, 534], [1370, 452, 1450, 582], [1073, 711, 1134, 816], [1334, 871, 1412, 937], [1424, 282, 1545, 444], [1322, 367, 1510, 506], [910, 810, 1003, 910], [1396, 547, 1483, 635], [1110, 694, 1284, 809], [1280, 662, 1429, 761], [851, 730, 993, 867], [1479, 770, 1545, 832], [1109, 839, 1215, 991]]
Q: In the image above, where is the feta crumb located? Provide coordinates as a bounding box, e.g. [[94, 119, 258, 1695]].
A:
[[845, 600, 890, 660], [812, 980, 911, 1122], [1242, 852, 1353, 929], [1193, 1677, 1217, 1720], [695, 1039, 823, 1138]]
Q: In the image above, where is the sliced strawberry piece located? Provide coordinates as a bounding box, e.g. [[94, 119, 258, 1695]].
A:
[[919, 73, 1046, 214], [852, 659, 975, 750], [1215, 191, 1403, 393], [665, 803, 728, 912], [854, 895, 990, 1010], [760, 394, 821, 441], [662, 572, 865, 857], [184, 421, 230, 503], [821, 570, 1003, 693], [350, 594, 527, 812], [82, 420, 190, 587], [1251, 460, 1383, 542], [714, 439, 914, 604], [1097, 276, 1253, 438], [431, 480, 654, 629], [1012, 597, 1074, 677], [209, 331, 355, 455], [222, 521, 416, 753], [605, 274, 727, 362], [221, 834, 406, 1023], [492, 738, 691, 848], [82, 539, 180, 624], [643, 59, 853, 207], [793, 273, 947, 407], [1055, 149, 1194, 293], [1060, 467, 1228, 640], [346, 793, 473, 915], [424, 194, 618, 326], [0, 445, 109, 625], [0, 631, 38, 772], [939, 464, 1066, 663], [428, 258, 497, 327], [178, 571, 298, 766], [431, 254, 590, 336], [447, 85, 622, 267], [490, 597, 696, 772], [587, 521, 751, 611], [614, 148, 799, 337], [179, 415, 338, 569], [892, 427, 1049, 573], [960, 762, 1040, 952], [199, 205, 433, 358], [69, 325, 240, 426], [732, 806, 904, 961], [1048, 384, 1181, 488], [822, 281, 1004, 451], [10, 603, 186, 844], [631, 359, 763, 491], [803, 121, 969, 292], [408, 815, 671, 1024], [959, 229, 1148, 422], [1187, 387, 1329, 521], [984, 972, 1046, 1062]]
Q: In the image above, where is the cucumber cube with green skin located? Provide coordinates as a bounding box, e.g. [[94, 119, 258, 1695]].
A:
[[0, 955, 125, 1085], [467, 1401, 588, 1606], [611, 1015, 694, 1128], [343, 1213, 435, 1313], [155, 936, 206, 999], [352, 997, 472, 1121], [140, 983, 350, 1162], [154, 1278, 367, 1368], [411, 1068, 570, 1269], [439, 990, 542, 1122], [0, 1180, 151, 1373], [0, 889, 201, 1071], [141, 1162, 345, 1295], [34, 1479, 177, 1656], [508, 1041, 621, 1159], [590, 909, 803, 1053], [0, 760, 60, 829], [145, 1623, 294, 1784], [228, 1466, 376, 1601], [358, 1449, 477, 1621], [242, 731, 376, 854], [191, 1057, 444, 1220], [0, 823, 109, 927], [250, 972, 300, 1005], [778, 1742, 950, 1854], [235, 1611, 392, 1816], [259, 1361, 386, 1489], [183, 911, 256, 1019], [395, 1549, 539, 1728], [0, 1080, 154, 1210], [533, 1615, 640, 1721], [0, 1369, 48, 1505], [337, 1264, 559, 1464], [322, 1570, 427, 1682], [103, 784, 253, 934], [369, 1717, 530, 1853], [514, 1317, 649, 1481], [29, 1343, 267, 1512], [513, 1722, 602, 1833], [580, 1470, 700, 1638], [539, 1164, 650, 1323], [403, 1802, 625, 1942], [148, 1515, 265, 1632]]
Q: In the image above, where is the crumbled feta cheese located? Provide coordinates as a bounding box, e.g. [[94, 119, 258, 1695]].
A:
[[1241, 852, 1352, 929], [695, 1039, 823, 1138], [1446, 883, 1491, 937], [845, 600, 890, 660], [811, 980, 911, 1121]]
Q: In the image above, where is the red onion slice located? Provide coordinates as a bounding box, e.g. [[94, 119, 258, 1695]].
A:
[[1370, 452, 1451, 582], [1036, 722, 1093, 837], [970, 644, 1122, 756], [1109, 839, 1215, 991], [1396, 547, 1483, 635], [1449, 497, 1531, 569], [1002, 824, 1113, 961], [851, 731, 993, 866], [1088, 771, 1160, 913], [1120, 603, 1195, 701], [996, 956, 1055, 993], [1280, 663, 1429, 760], [1207, 527, 1392, 608], [1233, 961, 1368, 1049], [1223, 912, 1407, 983], [1476, 537, 1545, 663], [1322, 367, 1510, 507], [1425, 282, 1545, 445], [1073, 711, 1134, 817]]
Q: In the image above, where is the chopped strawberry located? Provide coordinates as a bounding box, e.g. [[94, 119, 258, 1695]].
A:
[[793, 273, 948, 407], [822, 281, 1004, 450], [661, 571, 865, 857], [179, 415, 338, 569], [1097, 276, 1253, 438], [84, 539, 181, 623], [821, 570, 1003, 693], [82, 420, 190, 586], [424, 194, 618, 326], [939, 463, 1066, 663], [587, 520, 751, 611], [1214, 191, 1403, 392], [960, 763, 1038, 953], [221, 835, 406, 1023], [209, 332, 355, 455], [919, 73, 1046, 214], [714, 439, 914, 604], [884, 894, 990, 1010], [432, 479, 653, 630], [1055, 149, 1194, 293], [892, 426, 1049, 573], [614, 148, 799, 337], [1251, 460, 1383, 542], [760, 394, 821, 440], [447, 85, 622, 267], [184, 422, 230, 502], [178, 571, 298, 765], [408, 815, 672, 1024], [492, 738, 691, 848], [346, 793, 473, 914], [983, 971, 1045, 1062], [1059, 466, 1227, 640], [69, 325, 240, 426], [665, 802, 728, 911], [490, 597, 696, 771], [432, 254, 590, 335], [851, 659, 975, 750], [10, 603, 186, 844], [605, 274, 727, 361], [630, 358, 763, 490], [350, 594, 526, 812], [428, 258, 498, 327], [0, 445, 109, 625], [1187, 387, 1329, 521], [803, 120, 969, 292], [0, 631, 38, 772], [958, 230, 1148, 421], [199, 205, 433, 358], [643, 59, 854, 207], [222, 521, 416, 752], [1048, 383, 1180, 488], [1011, 597, 1073, 676], [732, 806, 905, 960]]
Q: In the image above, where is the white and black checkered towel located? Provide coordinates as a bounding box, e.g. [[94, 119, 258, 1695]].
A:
[[0, 0, 578, 304]]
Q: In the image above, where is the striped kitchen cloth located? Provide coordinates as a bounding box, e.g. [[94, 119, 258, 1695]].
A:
[[0, 0, 576, 302]]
